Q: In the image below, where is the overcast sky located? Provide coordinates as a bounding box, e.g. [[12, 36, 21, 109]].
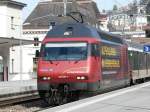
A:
[[15, 0, 137, 21]]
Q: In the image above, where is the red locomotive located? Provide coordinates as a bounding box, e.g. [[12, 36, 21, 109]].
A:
[[36, 20, 132, 105]]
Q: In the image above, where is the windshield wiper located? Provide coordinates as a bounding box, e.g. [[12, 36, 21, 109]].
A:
[[43, 57, 54, 64], [74, 60, 79, 64], [74, 58, 82, 64], [48, 60, 53, 64]]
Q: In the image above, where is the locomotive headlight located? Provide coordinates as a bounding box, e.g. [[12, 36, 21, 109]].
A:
[[42, 77, 51, 80], [81, 76, 85, 80], [47, 77, 51, 80], [76, 76, 87, 80], [77, 76, 81, 80], [43, 77, 47, 80]]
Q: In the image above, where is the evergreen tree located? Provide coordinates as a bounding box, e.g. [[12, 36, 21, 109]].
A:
[[113, 5, 118, 11], [130, 0, 138, 14], [133, 0, 138, 5], [145, 0, 150, 37], [146, 1, 150, 23], [140, 0, 150, 5]]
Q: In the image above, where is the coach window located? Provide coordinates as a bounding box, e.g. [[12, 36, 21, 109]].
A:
[[91, 44, 100, 57]]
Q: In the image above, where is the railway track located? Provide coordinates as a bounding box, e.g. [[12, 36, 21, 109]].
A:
[[0, 91, 40, 107], [0, 80, 149, 112], [36, 80, 150, 112]]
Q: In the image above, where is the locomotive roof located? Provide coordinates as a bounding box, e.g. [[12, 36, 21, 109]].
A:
[[46, 22, 124, 44]]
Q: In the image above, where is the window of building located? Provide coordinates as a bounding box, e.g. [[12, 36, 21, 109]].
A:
[[33, 57, 38, 64], [0, 56, 3, 74], [34, 38, 39, 46], [11, 59, 14, 73], [33, 57, 38, 72], [11, 17, 14, 29]]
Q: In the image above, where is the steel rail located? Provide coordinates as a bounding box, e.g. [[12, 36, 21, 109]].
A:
[[0, 92, 40, 107]]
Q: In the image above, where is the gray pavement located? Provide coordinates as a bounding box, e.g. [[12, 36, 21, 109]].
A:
[[0, 80, 37, 96], [41, 82, 150, 112]]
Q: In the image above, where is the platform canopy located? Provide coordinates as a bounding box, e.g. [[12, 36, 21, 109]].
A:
[[0, 37, 40, 48]]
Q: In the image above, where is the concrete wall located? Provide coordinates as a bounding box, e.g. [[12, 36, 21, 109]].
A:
[[0, 5, 22, 38], [7, 6, 22, 39], [9, 45, 37, 81], [0, 6, 7, 37]]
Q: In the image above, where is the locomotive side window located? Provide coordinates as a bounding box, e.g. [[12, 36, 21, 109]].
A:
[[39, 44, 45, 57], [91, 44, 100, 57], [97, 31, 123, 44]]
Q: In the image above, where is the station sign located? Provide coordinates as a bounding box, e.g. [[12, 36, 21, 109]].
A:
[[144, 45, 150, 52]]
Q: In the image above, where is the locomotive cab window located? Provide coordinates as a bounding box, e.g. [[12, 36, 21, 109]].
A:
[[91, 44, 100, 56], [41, 42, 88, 61]]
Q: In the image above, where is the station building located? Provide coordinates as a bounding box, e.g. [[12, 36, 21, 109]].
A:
[[0, 0, 35, 81]]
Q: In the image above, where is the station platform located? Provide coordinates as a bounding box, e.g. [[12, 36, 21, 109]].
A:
[[41, 82, 150, 112], [0, 79, 37, 97]]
